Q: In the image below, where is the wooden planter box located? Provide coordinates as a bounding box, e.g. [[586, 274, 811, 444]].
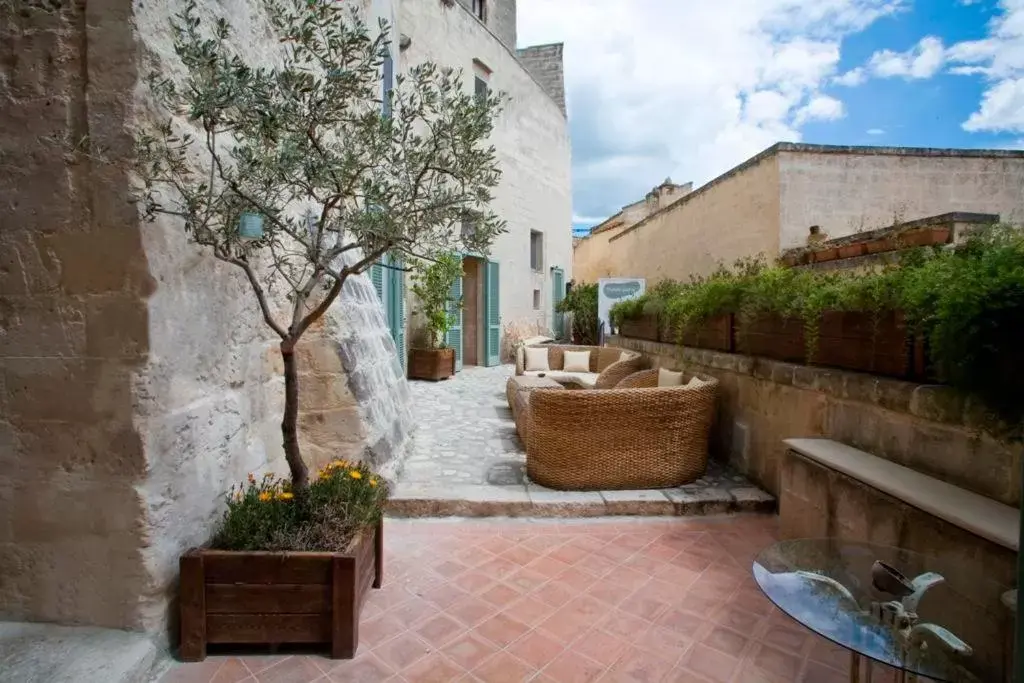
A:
[[812, 311, 913, 378], [179, 520, 383, 662], [408, 347, 455, 381], [736, 314, 807, 364], [618, 313, 660, 342], [673, 313, 735, 352]]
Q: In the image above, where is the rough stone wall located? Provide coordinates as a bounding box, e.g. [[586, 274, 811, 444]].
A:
[[611, 336, 1024, 508], [777, 145, 1024, 250], [0, 0, 155, 631], [1, 0, 410, 635], [455, 0, 516, 51], [401, 0, 572, 335], [606, 153, 781, 282], [516, 44, 565, 116]]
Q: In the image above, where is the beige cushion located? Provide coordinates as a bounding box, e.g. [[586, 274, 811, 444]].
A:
[[685, 376, 710, 389], [619, 352, 630, 363], [658, 368, 684, 387], [524, 347, 550, 372], [563, 350, 591, 373]]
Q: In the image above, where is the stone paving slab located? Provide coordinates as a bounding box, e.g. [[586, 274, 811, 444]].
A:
[[393, 365, 776, 518]]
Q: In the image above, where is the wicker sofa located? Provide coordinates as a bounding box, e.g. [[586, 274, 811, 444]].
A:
[[517, 368, 719, 490], [514, 344, 644, 389]]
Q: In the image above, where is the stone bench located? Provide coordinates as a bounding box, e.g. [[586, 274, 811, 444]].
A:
[[781, 437, 1018, 681]]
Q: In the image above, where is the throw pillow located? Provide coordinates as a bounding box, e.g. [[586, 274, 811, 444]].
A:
[[618, 352, 630, 363], [685, 376, 708, 389], [563, 350, 591, 373], [524, 347, 550, 372], [658, 368, 684, 387]]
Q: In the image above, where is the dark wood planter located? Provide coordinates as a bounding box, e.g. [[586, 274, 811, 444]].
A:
[[408, 347, 455, 381], [812, 311, 913, 378], [179, 520, 383, 662], [618, 313, 660, 342], [736, 314, 807, 364], [673, 313, 735, 352]]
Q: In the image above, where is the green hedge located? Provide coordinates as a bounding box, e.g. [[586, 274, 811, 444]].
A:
[[611, 226, 1024, 426], [556, 282, 598, 345]]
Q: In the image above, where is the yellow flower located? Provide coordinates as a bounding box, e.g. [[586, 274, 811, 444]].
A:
[[349, 470, 362, 480], [247, 473, 256, 484], [369, 478, 378, 488], [234, 491, 243, 501], [258, 491, 272, 502], [277, 492, 294, 501]]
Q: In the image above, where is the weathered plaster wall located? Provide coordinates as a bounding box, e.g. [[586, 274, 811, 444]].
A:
[[611, 336, 1024, 508], [516, 43, 565, 116], [401, 0, 572, 336], [1, 0, 410, 636], [607, 154, 781, 282], [777, 145, 1024, 249]]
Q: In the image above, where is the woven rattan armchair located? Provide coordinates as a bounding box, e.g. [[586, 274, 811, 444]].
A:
[[514, 344, 644, 389], [519, 370, 719, 490]]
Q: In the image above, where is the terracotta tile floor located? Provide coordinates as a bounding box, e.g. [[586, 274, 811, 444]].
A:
[[160, 515, 897, 682]]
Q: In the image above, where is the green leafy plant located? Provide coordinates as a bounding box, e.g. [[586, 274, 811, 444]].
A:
[[556, 282, 598, 345], [135, 0, 506, 490], [410, 253, 464, 349], [213, 459, 386, 552]]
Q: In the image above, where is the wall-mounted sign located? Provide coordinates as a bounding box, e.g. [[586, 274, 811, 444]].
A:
[[598, 277, 645, 338]]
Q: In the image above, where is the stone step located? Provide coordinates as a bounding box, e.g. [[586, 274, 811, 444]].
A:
[[0, 621, 169, 683], [387, 483, 775, 518]]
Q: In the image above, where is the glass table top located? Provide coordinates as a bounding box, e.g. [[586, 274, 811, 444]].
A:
[[753, 539, 1011, 683]]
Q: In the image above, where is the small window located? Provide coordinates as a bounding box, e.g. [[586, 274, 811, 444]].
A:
[[461, 221, 476, 242], [530, 230, 543, 271], [474, 76, 488, 101], [472, 0, 486, 21], [533, 289, 541, 310]]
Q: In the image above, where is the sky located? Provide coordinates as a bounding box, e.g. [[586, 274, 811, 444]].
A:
[[515, 0, 1024, 235]]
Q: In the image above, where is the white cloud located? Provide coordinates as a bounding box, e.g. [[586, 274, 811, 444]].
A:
[[867, 128, 885, 135], [516, 0, 903, 221], [834, 67, 867, 86], [867, 36, 946, 79], [795, 94, 847, 124], [948, 1, 1024, 132]]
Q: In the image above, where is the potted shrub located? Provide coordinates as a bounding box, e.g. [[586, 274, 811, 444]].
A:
[[408, 253, 464, 380], [133, 0, 506, 660], [179, 461, 386, 661]]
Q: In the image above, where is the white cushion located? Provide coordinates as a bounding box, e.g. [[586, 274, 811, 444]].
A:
[[619, 352, 630, 363], [685, 376, 710, 390], [562, 350, 591, 373], [658, 368, 684, 387], [524, 347, 550, 372], [546, 371, 599, 388]]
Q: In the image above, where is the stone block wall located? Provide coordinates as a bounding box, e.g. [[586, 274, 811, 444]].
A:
[[517, 44, 566, 116], [611, 336, 1023, 507], [1, 0, 412, 637]]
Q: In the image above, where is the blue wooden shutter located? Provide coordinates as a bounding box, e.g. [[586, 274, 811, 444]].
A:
[[446, 274, 464, 372], [551, 267, 565, 339], [485, 260, 500, 367], [370, 262, 384, 302], [382, 50, 394, 118], [388, 255, 406, 372]]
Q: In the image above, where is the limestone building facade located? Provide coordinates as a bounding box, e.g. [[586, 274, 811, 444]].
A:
[[574, 143, 1024, 283], [0, 0, 416, 639], [388, 0, 573, 366]]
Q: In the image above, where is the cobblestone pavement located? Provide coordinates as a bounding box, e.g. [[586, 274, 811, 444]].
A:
[[392, 365, 774, 517], [161, 515, 864, 683]]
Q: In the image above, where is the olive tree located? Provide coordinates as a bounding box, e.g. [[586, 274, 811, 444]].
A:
[[136, 0, 505, 489]]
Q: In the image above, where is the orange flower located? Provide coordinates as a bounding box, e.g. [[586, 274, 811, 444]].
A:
[[277, 492, 294, 501], [258, 491, 272, 502], [349, 470, 362, 480]]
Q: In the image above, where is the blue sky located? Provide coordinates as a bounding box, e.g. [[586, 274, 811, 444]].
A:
[[516, 0, 1024, 235]]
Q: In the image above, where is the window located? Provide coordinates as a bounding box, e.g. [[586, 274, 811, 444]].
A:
[[381, 49, 394, 118], [533, 289, 541, 310], [474, 76, 488, 101], [530, 230, 543, 271], [472, 0, 486, 21]]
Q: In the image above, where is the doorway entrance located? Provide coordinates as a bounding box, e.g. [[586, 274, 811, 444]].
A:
[[445, 255, 501, 370]]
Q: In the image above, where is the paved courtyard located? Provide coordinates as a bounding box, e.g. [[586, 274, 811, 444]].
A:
[[161, 515, 864, 683], [391, 365, 774, 517]]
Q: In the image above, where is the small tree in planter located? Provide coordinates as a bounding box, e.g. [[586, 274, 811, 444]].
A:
[[408, 253, 464, 380], [135, 0, 504, 660]]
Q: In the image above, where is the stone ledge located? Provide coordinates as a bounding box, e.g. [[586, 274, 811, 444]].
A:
[[387, 482, 775, 518]]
